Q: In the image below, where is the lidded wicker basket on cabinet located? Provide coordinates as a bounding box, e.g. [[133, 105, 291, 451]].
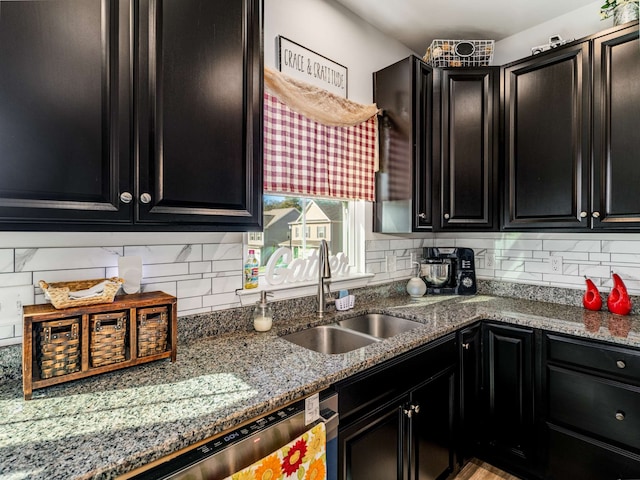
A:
[[37, 318, 81, 379], [137, 306, 169, 357], [90, 312, 127, 367], [39, 277, 124, 309]]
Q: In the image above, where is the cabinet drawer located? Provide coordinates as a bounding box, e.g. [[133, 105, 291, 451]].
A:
[[334, 334, 457, 423], [548, 366, 640, 451], [547, 423, 640, 480], [546, 333, 640, 384]]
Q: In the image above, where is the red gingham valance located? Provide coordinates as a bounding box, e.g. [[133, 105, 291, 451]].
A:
[[263, 91, 376, 202]]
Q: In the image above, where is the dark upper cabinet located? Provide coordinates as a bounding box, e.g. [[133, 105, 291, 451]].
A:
[[0, 0, 262, 230], [374, 59, 498, 233], [374, 56, 433, 233], [503, 21, 639, 232], [135, 0, 262, 228], [0, 0, 131, 226], [503, 40, 591, 230], [591, 23, 640, 230], [433, 68, 499, 231]]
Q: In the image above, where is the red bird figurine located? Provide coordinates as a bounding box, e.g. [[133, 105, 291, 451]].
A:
[[607, 272, 632, 316], [582, 276, 602, 311]]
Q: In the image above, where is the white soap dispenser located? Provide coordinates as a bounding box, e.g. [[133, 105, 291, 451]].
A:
[[253, 291, 274, 332], [406, 262, 427, 298]]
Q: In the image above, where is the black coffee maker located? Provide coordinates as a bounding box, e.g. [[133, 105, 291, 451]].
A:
[[420, 247, 477, 295]]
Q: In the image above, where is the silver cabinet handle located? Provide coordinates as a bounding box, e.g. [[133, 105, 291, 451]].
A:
[[403, 404, 420, 417], [615, 411, 625, 421], [592, 211, 601, 218], [617, 360, 626, 369], [140, 193, 152, 204], [580, 211, 587, 218], [418, 213, 427, 219], [120, 192, 133, 204], [462, 342, 470, 350], [444, 213, 450, 220]]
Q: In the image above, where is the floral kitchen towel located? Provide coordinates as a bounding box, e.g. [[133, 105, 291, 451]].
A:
[[223, 421, 326, 480]]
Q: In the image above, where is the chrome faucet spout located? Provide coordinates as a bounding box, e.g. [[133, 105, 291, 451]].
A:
[[317, 240, 334, 317]]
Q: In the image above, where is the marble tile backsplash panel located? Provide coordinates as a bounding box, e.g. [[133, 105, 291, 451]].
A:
[[4, 231, 640, 345]]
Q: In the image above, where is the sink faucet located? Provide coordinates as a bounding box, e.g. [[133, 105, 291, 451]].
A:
[[317, 239, 335, 317]]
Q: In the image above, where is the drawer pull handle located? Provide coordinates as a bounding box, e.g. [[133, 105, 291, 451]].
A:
[[615, 411, 625, 421], [462, 343, 470, 350], [617, 360, 626, 369]]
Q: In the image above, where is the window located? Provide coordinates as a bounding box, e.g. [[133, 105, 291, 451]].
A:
[[249, 195, 364, 288]]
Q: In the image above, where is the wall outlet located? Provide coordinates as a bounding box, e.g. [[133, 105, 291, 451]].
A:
[[386, 254, 397, 273], [550, 255, 563, 273], [486, 252, 496, 269]]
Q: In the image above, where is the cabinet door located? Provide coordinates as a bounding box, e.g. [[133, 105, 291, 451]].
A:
[[410, 367, 456, 480], [592, 22, 640, 230], [339, 400, 404, 480], [459, 323, 483, 461], [435, 68, 498, 231], [414, 60, 434, 231], [482, 323, 536, 468], [374, 56, 432, 233], [0, 0, 131, 227], [503, 42, 590, 230], [136, 0, 262, 229]]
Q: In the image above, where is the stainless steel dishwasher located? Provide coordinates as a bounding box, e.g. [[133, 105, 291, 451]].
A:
[[125, 392, 338, 480]]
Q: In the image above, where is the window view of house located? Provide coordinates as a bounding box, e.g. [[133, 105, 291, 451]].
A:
[[248, 195, 347, 270]]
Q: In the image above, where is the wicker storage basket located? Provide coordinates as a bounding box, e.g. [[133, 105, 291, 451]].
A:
[[423, 39, 494, 68], [137, 306, 169, 357], [90, 312, 127, 367], [37, 318, 81, 379], [39, 277, 124, 309]]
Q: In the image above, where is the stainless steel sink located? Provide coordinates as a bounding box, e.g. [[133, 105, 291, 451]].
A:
[[281, 325, 380, 354], [337, 313, 422, 338]]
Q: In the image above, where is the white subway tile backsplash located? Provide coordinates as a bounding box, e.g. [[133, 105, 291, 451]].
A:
[[177, 296, 204, 313], [365, 240, 390, 251], [143, 263, 190, 278], [0, 272, 32, 287], [0, 324, 15, 339], [141, 282, 177, 296], [203, 243, 243, 261], [202, 292, 241, 308], [177, 279, 212, 298], [543, 239, 601, 252], [16, 247, 122, 271], [125, 244, 203, 264], [212, 259, 243, 273], [33, 268, 107, 285], [0, 250, 13, 273], [212, 275, 242, 294], [189, 262, 213, 274]]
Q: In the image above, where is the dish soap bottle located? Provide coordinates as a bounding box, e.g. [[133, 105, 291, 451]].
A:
[[253, 291, 273, 332], [244, 249, 259, 289]]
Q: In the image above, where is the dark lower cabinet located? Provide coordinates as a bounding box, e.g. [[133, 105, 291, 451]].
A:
[[334, 334, 457, 480], [340, 401, 404, 480], [544, 332, 640, 479], [458, 323, 483, 462], [410, 367, 456, 480], [482, 322, 536, 470]]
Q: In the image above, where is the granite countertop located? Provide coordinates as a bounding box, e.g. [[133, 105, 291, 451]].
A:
[[1, 293, 640, 480]]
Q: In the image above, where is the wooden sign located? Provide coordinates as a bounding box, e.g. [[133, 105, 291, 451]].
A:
[[277, 36, 348, 98]]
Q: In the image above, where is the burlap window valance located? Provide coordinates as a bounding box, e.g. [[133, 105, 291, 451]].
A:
[[263, 68, 379, 202]]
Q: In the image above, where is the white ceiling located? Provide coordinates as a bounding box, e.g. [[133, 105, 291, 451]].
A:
[[332, 0, 598, 54]]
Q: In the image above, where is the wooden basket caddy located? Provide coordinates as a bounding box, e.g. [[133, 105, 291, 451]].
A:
[[137, 306, 169, 357], [90, 312, 127, 367], [23, 291, 177, 400], [37, 317, 81, 379], [39, 277, 124, 309]]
